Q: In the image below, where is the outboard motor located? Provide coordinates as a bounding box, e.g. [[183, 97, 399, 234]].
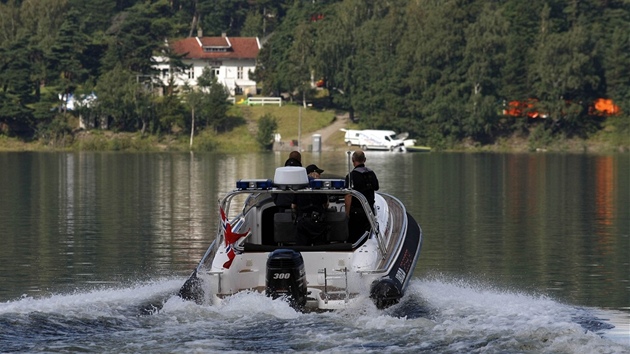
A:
[[370, 278, 402, 309], [266, 249, 307, 309], [178, 269, 204, 304]]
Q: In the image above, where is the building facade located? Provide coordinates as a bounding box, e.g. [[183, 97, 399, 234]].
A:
[[154, 35, 261, 96]]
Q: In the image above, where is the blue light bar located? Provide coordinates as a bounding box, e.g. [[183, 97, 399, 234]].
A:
[[236, 179, 273, 190], [309, 179, 346, 189]]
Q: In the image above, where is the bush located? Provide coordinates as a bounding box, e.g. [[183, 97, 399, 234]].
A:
[[603, 114, 630, 146], [528, 124, 555, 151], [256, 113, 278, 150], [192, 130, 218, 152], [37, 114, 74, 148], [73, 132, 160, 151]]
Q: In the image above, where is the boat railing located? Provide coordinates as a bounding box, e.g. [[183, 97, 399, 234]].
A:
[[348, 191, 387, 258], [353, 194, 408, 274], [219, 188, 387, 256], [375, 193, 408, 270], [351, 230, 370, 248], [195, 239, 218, 270]]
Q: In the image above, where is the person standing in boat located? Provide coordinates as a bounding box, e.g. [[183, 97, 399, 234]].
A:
[[293, 164, 328, 245], [345, 150, 379, 241], [273, 151, 303, 211]]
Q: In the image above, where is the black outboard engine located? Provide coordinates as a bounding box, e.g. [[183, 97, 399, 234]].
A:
[[178, 269, 204, 304], [370, 278, 402, 309], [266, 249, 307, 309]]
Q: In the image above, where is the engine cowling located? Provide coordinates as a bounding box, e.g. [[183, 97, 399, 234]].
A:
[[370, 278, 402, 309], [178, 269, 204, 304], [265, 249, 307, 309]]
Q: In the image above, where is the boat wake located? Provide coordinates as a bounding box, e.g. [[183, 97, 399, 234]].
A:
[[0, 277, 627, 353], [0, 278, 182, 317], [400, 277, 629, 352]]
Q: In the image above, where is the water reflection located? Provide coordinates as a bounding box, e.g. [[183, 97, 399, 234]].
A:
[[0, 151, 627, 314]]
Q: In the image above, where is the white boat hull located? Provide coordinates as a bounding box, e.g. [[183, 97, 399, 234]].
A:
[[178, 167, 423, 311]]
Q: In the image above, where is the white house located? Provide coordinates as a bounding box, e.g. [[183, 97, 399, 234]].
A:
[[153, 34, 261, 96]]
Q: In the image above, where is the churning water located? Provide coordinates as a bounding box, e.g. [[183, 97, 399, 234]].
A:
[[1, 277, 627, 353], [1, 151, 628, 353]]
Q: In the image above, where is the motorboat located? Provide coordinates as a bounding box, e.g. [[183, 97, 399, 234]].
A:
[[404, 145, 432, 153], [178, 164, 423, 311]]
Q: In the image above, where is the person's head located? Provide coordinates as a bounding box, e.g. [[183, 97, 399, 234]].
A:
[[285, 158, 301, 167], [306, 164, 324, 178], [289, 151, 302, 163], [285, 151, 302, 167], [352, 150, 366, 166]]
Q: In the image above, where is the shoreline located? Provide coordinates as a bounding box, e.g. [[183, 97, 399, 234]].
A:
[[1, 133, 626, 154]]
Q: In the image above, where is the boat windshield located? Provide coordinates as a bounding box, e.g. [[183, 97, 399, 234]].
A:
[[242, 192, 272, 215]]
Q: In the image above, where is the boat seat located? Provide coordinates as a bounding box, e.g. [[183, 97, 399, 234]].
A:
[[326, 212, 348, 242], [274, 212, 297, 244]]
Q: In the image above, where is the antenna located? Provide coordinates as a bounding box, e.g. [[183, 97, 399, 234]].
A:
[[346, 151, 353, 189]]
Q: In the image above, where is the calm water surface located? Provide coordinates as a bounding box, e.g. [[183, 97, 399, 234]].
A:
[[0, 151, 628, 353]]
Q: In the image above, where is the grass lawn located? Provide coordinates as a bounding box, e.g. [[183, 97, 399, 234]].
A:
[[212, 102, 337, 152]]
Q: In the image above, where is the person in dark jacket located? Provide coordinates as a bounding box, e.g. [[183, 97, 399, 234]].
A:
[[292, 164, 328, 245], [344, 150, 379, 241]]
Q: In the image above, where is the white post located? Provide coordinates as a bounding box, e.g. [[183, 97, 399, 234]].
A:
[[298, 106, 302, 151], [189, 106, 195, 150]]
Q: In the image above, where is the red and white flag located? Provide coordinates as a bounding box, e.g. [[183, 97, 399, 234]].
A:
[[220, 207, 249, 269]]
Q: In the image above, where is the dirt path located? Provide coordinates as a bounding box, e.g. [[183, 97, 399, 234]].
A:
[[312, 113, 349, 151], [274, 113, 349, 152]]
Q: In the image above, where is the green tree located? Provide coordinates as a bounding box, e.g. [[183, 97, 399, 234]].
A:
[[68, 0, 116, 34], [181, 67, 231, 137], [287, 21, 316, 106], [0, 41, 35, 135], [155, 84, 187, 134], [601, 13, 630, 114], [201, 0, 249, 36], [254, 1, 314, 97], [18, 0, 68, 40], [256, 113, 277, 150], [398, 0, 469, 146], [132, 79, 155, 135], [94, 65, 137, 130], [101, 0, 174, 74], [2, 0, 70, 113], [49, 9, 89, 113], [190, 0, 290, 37], [183, 84, 203, 148], [348, 3, 407, 129], [531, 17, 600, 136], [499, 0, 545, 100], [249, 0, 290, 37], [462, 2, 508, 142], [195, 67, 230, 132], [0, 1, 20, 46], [314, 0, 392, 121], [241, 10, 264, 37]]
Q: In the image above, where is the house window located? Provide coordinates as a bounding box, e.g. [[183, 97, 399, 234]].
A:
[[188, 68, 195, 79], [237, 67, 243, 79], [203, 47, 227, 53], [212, 67, 220, 77]]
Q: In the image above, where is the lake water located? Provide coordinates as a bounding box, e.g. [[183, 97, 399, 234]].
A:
[[0, 151, 628, 353]]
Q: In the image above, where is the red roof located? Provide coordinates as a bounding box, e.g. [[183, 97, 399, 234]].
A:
[[170, 36, 260, 60]]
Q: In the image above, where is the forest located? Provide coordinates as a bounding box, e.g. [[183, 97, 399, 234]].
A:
[[0, 0, 628, 150]]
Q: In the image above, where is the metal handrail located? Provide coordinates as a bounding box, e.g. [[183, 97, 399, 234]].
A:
[[374, 193, 408, 271], [219, 187, 388, 258]]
